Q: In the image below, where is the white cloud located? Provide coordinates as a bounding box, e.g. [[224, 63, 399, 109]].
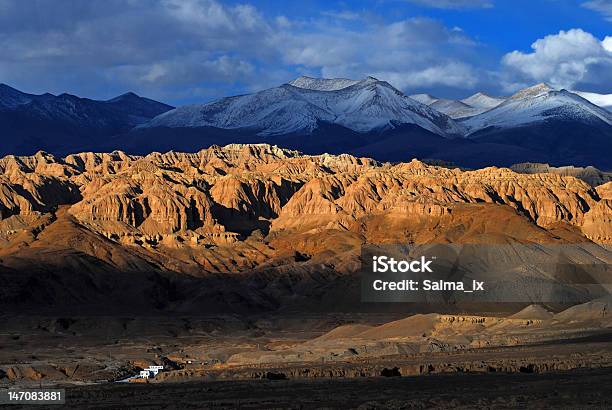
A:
[[403, 0, 493, 9], [320, 10, 362, 20], [582, 0, 612, 21], [375, 62, 478, 89], [501, 29, 612, 91], [603, 36, 612, 52], [118, 55, 255, 85], [277, 17, 482, 91]]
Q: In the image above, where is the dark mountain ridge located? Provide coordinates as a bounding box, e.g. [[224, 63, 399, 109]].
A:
[[0, 84, 173, 156]]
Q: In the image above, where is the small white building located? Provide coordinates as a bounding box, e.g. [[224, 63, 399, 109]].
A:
[[148, 365, 164, 375], [139, 365, 164, 379]]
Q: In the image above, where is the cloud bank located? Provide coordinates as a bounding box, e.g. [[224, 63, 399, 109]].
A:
[[0, 0, 489, 102], [0, 0, 609, 103], [501, 29, 612, 92]]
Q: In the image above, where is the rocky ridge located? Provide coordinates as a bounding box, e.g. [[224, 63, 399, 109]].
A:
[[1, 144, 611, 262]]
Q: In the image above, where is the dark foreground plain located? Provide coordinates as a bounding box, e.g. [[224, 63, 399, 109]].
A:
[[13, 367, 612, 409]]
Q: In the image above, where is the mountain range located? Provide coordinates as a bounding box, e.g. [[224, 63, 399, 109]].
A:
[[0, 83, 173, 155], [143, 76, 464, 136], [1, 78, 611, 169]]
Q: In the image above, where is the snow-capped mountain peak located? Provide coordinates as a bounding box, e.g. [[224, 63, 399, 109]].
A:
[[362, 76, 381, 83], [461, 92, 505, 109], [409, 93, 439, 105], [509, 83, 552, 100], [430, 99, 479, 119], [463, 84, 612, 133], [144, 77, 465, 137]]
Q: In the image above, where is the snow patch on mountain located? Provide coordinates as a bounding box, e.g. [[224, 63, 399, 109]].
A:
[[288, 76, 360, 91], [573, 91, 612, 112], [430, 99, 487, 119], [409, 93, 501, 119]]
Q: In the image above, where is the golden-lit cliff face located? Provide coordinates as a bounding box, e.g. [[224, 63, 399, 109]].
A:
[[0, 143, 610, 275]]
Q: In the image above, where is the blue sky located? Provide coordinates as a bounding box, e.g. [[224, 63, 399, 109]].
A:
[[0, 0, 611, 105], [251, 0, 611, 50]]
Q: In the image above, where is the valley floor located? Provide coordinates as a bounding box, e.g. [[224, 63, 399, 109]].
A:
[[14, 367, 612, 409], [1, 310, 612, 408]]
